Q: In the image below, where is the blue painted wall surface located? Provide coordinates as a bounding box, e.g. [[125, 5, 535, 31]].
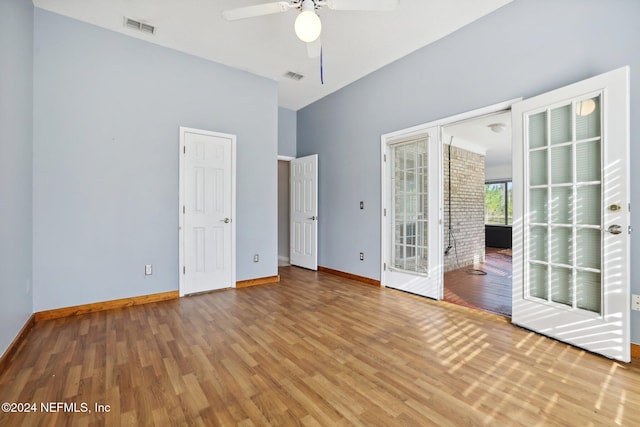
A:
[[297, 0, 640, 343], [0, 0, 34, 356], [33, 9, 278, 311], [278, 107, 297, 157]]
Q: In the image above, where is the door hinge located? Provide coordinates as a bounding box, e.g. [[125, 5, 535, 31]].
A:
[[183, 205, 185, 214], [383, 208, 386, 217], [183, 266, 186, 274], [183, 146, 186, 154], [383, 263, 387, 271], [384, 154, 387, 162]]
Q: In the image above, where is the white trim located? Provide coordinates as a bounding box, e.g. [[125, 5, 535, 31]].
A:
[[179, 126, 237, 296], [278, 155, 295, 161], [383, 99, 521, 142]]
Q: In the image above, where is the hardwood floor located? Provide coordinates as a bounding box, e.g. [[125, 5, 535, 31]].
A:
[[444, 247, 512, 317], [1, 266, 639, 426]]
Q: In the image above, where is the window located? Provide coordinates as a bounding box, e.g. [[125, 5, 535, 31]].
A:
[[485, 181, 512, 225]]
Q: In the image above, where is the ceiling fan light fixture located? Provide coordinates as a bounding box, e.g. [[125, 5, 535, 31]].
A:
[[295, 1, 321, 42]]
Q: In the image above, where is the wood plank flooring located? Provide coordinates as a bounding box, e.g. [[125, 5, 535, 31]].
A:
[[444, 247, 512, 317], [1, 266, 639, 426]]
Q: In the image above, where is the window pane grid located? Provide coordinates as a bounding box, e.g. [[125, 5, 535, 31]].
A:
[[391, 137, 428, 273], [525, 95, 603, 314]]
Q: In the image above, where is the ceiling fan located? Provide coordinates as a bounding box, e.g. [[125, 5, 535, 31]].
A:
[[222, 0, 398, 57]]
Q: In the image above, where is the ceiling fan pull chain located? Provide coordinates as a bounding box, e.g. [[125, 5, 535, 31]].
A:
[[320, 45, 324, 84]]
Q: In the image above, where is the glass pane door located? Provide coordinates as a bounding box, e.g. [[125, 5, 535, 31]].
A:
[[382, 127, 441, 300], [391, 137, 428, 274], [512, 66, 630, 362], [525, 95, 603, 314]]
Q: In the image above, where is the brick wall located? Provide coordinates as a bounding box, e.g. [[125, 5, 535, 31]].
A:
[[443, 144, 485, 272]]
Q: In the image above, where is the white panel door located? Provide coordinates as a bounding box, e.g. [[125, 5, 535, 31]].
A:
[[512, 67, 630, 361], [382, 130, 442, 299], [290, 154, 318, 270], [179, 128, 235, 296]]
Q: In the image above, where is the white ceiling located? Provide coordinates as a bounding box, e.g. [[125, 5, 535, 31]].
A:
[[442, 111, 512, 168], [33, 0, 513, 111]]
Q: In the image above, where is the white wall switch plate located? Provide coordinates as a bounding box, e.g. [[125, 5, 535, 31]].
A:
[[145, 264, 152, 275], [632, 294, 640, 311]]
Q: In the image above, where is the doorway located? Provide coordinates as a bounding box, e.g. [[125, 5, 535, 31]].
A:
[[278, 159, 291, 266], [289, 154, 319, 270], [380, 100, 516, 302], [277, 154, 319, 271], [440, 112, 514, 317]]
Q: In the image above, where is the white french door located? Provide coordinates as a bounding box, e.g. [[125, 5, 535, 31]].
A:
[[512, 67, 630, 361], [382, 129, 442, 299], [290, 154, 318, 270], [179, 127, 236, 296]]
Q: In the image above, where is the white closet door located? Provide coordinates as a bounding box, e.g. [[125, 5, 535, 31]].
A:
[[179, 128, 235, 295]]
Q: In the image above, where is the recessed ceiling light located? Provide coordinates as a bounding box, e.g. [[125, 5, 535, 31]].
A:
[[488, 123, 507, 133]]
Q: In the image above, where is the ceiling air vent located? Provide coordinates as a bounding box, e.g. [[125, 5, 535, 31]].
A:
[[124, 17, 155, 35], [284, 71, 304, 81]]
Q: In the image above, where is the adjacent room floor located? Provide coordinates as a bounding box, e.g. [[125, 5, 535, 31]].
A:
[[444, 247, 512, 317], [1, 265, 638, 426]]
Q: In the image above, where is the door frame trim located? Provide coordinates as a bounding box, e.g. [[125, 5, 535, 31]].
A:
[[178, 126, 237, 296], [380, 98, 521, 296]]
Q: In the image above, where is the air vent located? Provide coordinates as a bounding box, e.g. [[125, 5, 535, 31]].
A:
[[124, 17, 155, 35], [284, 71, 304, 81]]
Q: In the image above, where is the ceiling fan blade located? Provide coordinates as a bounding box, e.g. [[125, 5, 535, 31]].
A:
[[306, 38, 322, 58], [326, 0, 398, 11], [222, 1, 294, 21]]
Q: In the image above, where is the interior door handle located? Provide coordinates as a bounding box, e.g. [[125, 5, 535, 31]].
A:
[[607, 224, 622, 235], [221, 218, 231, 223], [308, 216, 317, 221]]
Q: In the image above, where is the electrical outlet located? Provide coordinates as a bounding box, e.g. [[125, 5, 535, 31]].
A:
[[359, 252, 364, 261], [145, 264, 152, 275], [632, 294, 640, 311], [253, 254, 259, 263]]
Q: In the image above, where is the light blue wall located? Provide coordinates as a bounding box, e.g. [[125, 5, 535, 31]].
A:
[[297, 0, 640, 343], [0, 0, 34, 356], [278, 107, 297, 157], [33, 9, 278, 311]]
